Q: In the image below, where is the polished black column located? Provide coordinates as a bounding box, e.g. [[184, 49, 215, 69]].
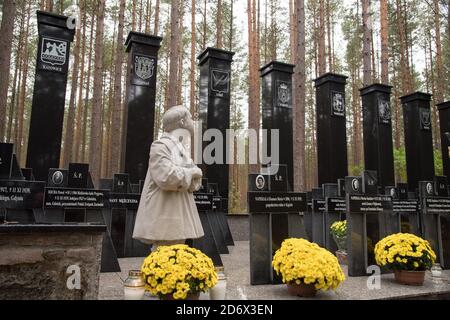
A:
[[437, 101, 450, 182], [26, 11, 75, 181], [260, 62, 294, 189], [360, 84, 395, 188], [401, 92, 435, 192], [122, 32, 162, 183], [198, 48, 234, 200], [314, 73, 348, 186]]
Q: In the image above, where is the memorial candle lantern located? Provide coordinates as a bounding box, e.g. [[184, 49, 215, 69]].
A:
[[123, 270, 145, 300], [209, 266, 227, 300]]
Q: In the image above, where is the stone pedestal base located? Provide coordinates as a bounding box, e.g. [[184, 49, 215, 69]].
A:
[[0, 224, 106, 300]]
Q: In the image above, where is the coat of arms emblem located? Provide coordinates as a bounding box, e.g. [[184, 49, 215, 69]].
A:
[[420, 109, 431, 130], [331, 92, 345, 116], [211, 69, 230, 95], [134, 55, 155, 81], [41, 37, 67, 66], [378, 99, 391, 123], [277, 82, 290, 107]]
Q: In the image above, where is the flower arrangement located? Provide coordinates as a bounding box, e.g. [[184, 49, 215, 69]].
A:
[[374, 233, 436, 271], [272, 238, 345, 293], [141, 244, 218, 300], [330, 220, 347, 260]]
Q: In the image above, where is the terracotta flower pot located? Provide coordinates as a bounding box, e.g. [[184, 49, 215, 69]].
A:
[[161, 292, 200, 300], [287, 283, 317, 298], [394, 270, 425, 286]]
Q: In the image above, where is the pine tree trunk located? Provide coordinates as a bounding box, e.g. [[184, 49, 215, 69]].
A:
[[167, 0, 180, 109], [396, 0, 412, 94], [0, 0, 17, 141], [293, 0, 306, 192], [202, 0, 207, 49], [81, 14, 95, 162], [74, 5, 87, 163], [132, 0, 137, 31], [216, 0, 223, 48], [154, 0, 160, 35], [176, 2, 184, 103], [89, 0, 106, 185], [16, 2, 31, 165], [7, 45, 20, 143], [434, 0, 445, 103], [109, 0, 126, 176], [326, 0, 332, 72], [62, 0, 84, 167], [318, 0, 326, 75], [189, 0, 196, 116], [380, 0, 389, 84], [145, 0, 152, 34], [362, 0, 372, 86]]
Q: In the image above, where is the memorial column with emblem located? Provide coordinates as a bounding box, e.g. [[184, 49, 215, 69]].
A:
[[314, 73, 348, 186], [122, 32, 162, 183], [26, 11, 75, 181], [197, 48, 234, 202], [401, 92, 435, 192], [437, 101, 450, 182]]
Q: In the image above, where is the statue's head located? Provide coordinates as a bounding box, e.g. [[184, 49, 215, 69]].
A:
[[162, 105, 194, 135]]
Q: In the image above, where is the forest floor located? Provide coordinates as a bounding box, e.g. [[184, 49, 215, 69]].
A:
[[99, 241, 450, 300]]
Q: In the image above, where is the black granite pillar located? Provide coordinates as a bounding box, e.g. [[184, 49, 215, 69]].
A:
[[197, 48, 234, 200], [122, 32, 162, 183], [26, 11, 75, 181], [260, 62, 294, 189], [360, 84, 395, 188], [437, 101, 450, 183], [314, 73, 348, 186], [401, 92, 435, 192]]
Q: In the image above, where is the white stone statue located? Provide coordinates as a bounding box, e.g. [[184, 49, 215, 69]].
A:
[[133, 105, 204, 249]]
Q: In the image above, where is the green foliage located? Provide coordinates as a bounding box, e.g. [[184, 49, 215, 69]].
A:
[[394, 147, 407, 183]]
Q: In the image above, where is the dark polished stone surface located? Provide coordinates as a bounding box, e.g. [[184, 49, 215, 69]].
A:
[[260, 62, 294, 189], [314, 73, 348, 185], [192, 211, 223, 266], [270, 213, 289, 284], [441, 214, 450, 269], [347, 211, 366, 276], [249, 213, 271, 285], [424, 214, 441, 263], [111, 209, 126, 258], [437, 101, 450, 183], [401, 92, 435, 191], [198, 47, 234, 201], [0, 143, 13, 179], [360, 84, 395, 188], [123, 32, 162, 183], [68, 163, 89, 188], [26, 11, 75, 181]]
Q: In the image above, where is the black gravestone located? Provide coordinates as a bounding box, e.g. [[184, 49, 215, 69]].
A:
[[401, 92, 435, 192], [360, 84, 395, 188], [113, 173, 130, 193], [47, 168, 68, 188], [10, 154, 24, 180], [314, 73, 348, 185], [311, 187, 326, 247], [68, 163, 89, 188], [248, 173, 270, 192], [197, 48, 234, 202], [122, 32, 162, 183], [437, 101, 450, 183], [323, 184, 344, 252], [260, 62, 294, 189], [21, 168, 34, 181], [248, 191, 307, 284], [26, 11, 75, 181], [0, 143, 13, 179]]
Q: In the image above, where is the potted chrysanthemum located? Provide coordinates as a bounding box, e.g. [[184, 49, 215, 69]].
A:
[[374, 233, 436, 286], [330, 220, 347, 265], [272, 238, 345, 297], [141, 244, 218, 300]]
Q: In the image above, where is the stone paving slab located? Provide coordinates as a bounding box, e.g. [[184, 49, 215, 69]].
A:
[[99, 241, 450, 300]]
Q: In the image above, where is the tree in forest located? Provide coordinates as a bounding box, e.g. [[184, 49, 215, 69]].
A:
[[362, 0, 372, 86], [167, 0, 180, 109], [380, 0, 389, 84], [318, 0, 326, 75], [109, 0, 126, 176], [89, 0, 106, 185], [293, 0, 306, 192], [0, 0, 17, 141]]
